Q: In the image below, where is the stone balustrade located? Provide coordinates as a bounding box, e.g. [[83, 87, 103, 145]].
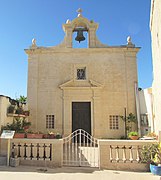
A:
[[10, 138, 63, 167], [99, 139, 157, 171]]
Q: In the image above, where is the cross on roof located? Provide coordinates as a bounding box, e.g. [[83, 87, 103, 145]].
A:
[[77, 8, 83, 15]]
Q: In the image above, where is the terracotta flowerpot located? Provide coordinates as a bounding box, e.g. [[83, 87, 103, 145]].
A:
[[43, 134, 50, 139], [49, 134, 55, 139], [23, 126, 30, 131], [14, 133, 25, 138], [130, 135, 139, 140], [27, 133, 43, 139], [23, 111, 30, 116]]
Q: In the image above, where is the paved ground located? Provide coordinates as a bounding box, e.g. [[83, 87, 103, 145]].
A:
[[0, 166, 160, 180]]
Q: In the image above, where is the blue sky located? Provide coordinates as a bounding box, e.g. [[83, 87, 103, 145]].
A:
[[0, 0, 152, 99]]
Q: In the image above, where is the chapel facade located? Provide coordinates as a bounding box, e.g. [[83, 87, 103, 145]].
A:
[[25, 10, 140, 138]]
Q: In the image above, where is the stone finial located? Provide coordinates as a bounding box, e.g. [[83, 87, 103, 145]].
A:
[[30, 38, 37, 49], [127, 36, 135, 47], [77, 8, 83, 17], [32, 38, 36, 46], [127, 36, 132, 44]]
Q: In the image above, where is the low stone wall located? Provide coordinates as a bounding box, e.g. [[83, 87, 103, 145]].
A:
[[0, 139, 8, 156], [0, 137, 158, 171], [10, 138, 63, 167], [99, 139, 157, 171]]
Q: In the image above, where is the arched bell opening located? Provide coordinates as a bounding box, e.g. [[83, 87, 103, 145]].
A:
[[72, 27, 88, 48]]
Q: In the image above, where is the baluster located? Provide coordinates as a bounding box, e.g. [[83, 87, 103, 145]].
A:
[[129, 146, 133, 162], [122, 146, 126, 163], [110, 145, 113, 162], [30, 143, 34, 160], [24, 143, 27, 159], [18, 143, 21, 157], [115, 146, 119, 162], [136, 146, 140, 162], [36, 143, 40, 160], [43, 144, 47, 160], [49, 144, 52, 161], [11, 143, 15, 158]]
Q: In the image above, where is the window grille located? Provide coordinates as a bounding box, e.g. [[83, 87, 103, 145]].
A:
[[46, 115, 54, 129], [77, 67, 86, 80], [109, 115, 119, 130]]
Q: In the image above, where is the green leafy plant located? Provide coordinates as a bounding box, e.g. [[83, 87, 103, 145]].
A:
[[16, 95, 27, 104], [55, 133, 62, 139], [140, 143, 161, 165], [128, 131, 138, 137], [120, 113, 137, 138], [1, 117, 31, 133], [15, 107, 24, 115]]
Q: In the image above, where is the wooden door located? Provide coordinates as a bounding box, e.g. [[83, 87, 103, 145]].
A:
[[72, 102, 91, 135]]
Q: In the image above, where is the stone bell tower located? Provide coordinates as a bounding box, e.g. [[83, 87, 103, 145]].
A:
[[59, 8, 107, 48]]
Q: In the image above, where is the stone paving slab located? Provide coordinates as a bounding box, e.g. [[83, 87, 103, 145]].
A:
[[0, 166, 160, 180]]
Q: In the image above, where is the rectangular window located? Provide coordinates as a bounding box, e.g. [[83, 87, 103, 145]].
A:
[[46, 115, 54, 129], [140, 114, 148, 126], [109, 115, 119, 130]]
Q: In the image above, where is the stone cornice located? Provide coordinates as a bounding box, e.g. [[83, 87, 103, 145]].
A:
[[25, 46, 140, 55]]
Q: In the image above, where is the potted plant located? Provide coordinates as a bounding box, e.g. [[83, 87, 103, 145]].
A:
[[23, 110, 30, 116], [14, 129, 26, 138], [15, 107, 24, 115], [22, 119, 31, 131], [16, 95, 27, 104], [141, 143, 161, 175], [150, 143, 161, 176], [14, 118, 31, 138], [55, 133, 62, 139], [1, 117, 31, 138], [128, 131, 139, 140], [120, 112, 137, 138]]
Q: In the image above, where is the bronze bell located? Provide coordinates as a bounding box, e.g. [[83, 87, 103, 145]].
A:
[[75, 29, 85, 43]]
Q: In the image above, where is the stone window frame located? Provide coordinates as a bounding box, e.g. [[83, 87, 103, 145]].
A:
[[109, 115, 119, 130], [74, 64, 88, 81], [46, 115, 54, 129]]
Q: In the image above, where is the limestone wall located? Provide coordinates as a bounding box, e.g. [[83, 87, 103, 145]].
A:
[[0, 96, 13, 128], [27, 47, 139, 138], [150, 0, 161, 134]]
